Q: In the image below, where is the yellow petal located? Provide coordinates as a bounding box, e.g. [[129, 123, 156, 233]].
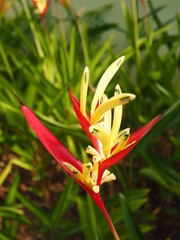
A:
[[91, 56, 125, 114], [111, 130, 130, 156], [91, 93, 136, 125], [89, 125, 111, 157], [63, 162, 84, 183], [82, 162, 92, 183], [80, 66, 89, 118], [110, 84, 123, 142], [101, 94, 112, 135], [112, 128, 130, 146], [91, 162, 99, 185]]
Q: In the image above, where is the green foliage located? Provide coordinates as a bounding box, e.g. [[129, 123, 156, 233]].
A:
[[0, 0, 179, 239]]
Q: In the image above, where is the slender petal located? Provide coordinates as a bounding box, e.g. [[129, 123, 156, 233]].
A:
[[110, 84, 123, 142], [111, 132, 130, 157], [89, 125, 111, 157], [69, 87, 100, 152], [80, 66, 89, 118], [91, 56, 125, 115], [101, 94, 112, 135], [91, 93, 136, 125]]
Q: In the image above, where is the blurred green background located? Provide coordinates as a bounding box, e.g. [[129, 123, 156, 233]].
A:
[[0, 0, 180, 239]]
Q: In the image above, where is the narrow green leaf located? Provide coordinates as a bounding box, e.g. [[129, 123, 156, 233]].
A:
[[16, 192, 52, 228], [119, 194, 145, 240], [77, 197, 92, 240], [0, 163, 12, 186], [51, 177, 74, 225], [5, 172, 20, 205]]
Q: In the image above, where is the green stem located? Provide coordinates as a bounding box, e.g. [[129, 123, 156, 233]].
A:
[[21, 0, 44, 58], [132, 0, 140, 68]]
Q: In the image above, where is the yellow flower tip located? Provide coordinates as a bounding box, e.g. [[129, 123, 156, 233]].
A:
[[89, 126, 98, 135], [120, 94, 136, 103], [80, 66, 89, 118], [90, 93, 136, 125], [117, 55, 125, 67], [92, 185, 100, 193], [84, 66, 89, 82], [115, 84, 121, 94]]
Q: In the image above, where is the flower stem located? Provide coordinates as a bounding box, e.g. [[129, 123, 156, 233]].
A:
[[91, 193, 120, 240]]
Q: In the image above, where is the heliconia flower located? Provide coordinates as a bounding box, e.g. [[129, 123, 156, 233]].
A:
[[15, 56, 162, 240], [32, 0, 51, 19], [0, 0, 11, 17], [59, 0, 70, 8]]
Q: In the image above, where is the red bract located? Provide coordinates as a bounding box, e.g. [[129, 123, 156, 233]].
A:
[[68, 88, 100, 152]]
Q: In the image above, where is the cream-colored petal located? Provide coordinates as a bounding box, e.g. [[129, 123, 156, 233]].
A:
[[101, 173, 116, 185], [102, 169, 111, 179], [91, 93, 136, 125], [91, 56, 125, 115], [80, 66, 89, 118], [110, 84, 123, 142], [92, 185, 100, 193], [89, 125, 111, 157], [86, 145, 100, 156]]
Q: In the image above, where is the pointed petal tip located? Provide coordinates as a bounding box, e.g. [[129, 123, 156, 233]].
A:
[[13, 89, 24, 106], [117, 55, 125, 67], [130, 94, 136, 101]]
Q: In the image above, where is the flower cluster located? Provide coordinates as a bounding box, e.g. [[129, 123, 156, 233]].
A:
[[32, 0, 51, 19], [66, 56, 136, 194], [15, 56, 162, 239]]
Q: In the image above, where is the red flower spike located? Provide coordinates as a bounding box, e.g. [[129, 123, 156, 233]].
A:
[[18, 100, 82, 173], [15, 56, 163, 240], [68, 87, 100, 152], [15, 92, 120, 239]]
